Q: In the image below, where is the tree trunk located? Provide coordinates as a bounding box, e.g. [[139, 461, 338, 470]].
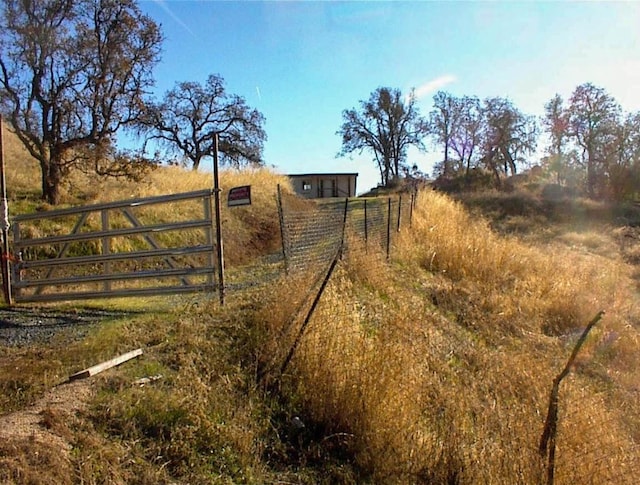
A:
[[383, 159, 390, 186], [444, 140, 450, 177], [587, 151, 596, 198], [41, 157, 63, 205]]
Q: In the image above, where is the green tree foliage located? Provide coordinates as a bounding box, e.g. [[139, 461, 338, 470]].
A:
[[139, 74, 266, 171], [337, 87, 428, 187], [0, 0, 162, 204]]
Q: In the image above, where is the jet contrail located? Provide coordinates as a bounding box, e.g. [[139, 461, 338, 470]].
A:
[[152, 0, 196, 36]]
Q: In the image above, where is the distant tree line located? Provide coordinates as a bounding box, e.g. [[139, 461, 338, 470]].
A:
[[0, 0, 266, 205], [338, 83, 640, 201], [2, 0, 638, 204]]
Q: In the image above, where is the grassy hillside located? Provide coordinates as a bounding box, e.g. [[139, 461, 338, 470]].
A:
[[1, 128, 639, 483]]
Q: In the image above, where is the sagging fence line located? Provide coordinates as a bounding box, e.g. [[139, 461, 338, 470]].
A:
[[258, 188, 418, 387], [539, 311, 604, 485], [272, 192, 637, 484]]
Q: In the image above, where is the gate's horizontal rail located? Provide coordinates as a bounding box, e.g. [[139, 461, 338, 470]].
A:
[[14, 266, 216, 289], [12, 189, 214, 222], [14, 219, 211, 248], [15, 283, 217, 303], [19, 244, 214, 269]]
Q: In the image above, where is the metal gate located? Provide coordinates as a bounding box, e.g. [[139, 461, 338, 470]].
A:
[[9, 189, 220, 303]]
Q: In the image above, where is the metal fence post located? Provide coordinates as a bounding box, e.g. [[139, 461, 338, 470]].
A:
[[539, 311, 604, 485], [364, 199, 368, 252], [386, 197, 392, 260], [276, 184, 289, 274], [340, 197, 349, 257], [397, 195, 402, 232], [212, 134, 225, 305], [409, 192, 414, 227]]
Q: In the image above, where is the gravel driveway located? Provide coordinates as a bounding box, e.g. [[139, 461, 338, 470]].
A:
[[0, 307, 131, 347]]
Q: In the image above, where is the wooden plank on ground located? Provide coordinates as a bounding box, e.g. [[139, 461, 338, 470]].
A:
[[69, 348, 143, 381]]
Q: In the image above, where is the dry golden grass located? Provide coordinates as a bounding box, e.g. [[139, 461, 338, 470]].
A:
[[254, 188, 640, 483], [3, 124, 294, 268], [1, 127, 639, 483]]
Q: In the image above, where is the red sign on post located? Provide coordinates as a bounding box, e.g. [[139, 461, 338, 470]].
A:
[[227, 185, 251, 207]]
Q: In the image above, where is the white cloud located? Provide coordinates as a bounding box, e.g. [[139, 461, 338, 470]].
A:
[[412, 74, 457, 100]]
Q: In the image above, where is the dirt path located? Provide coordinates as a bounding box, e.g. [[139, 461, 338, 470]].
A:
[[0, 378, 93, 452]]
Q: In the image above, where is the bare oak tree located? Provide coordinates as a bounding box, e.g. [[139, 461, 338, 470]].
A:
[[337, 87, 428, 187], [451, 95, 484, 178], [429, 91, 459, 177], [542, 94, 574, 185], [139, 74, 266, 171], [603, 111, 640, 200], [430, 93, 483, 179], [0, 0, 162, 204], [481, 97, 538, 184]]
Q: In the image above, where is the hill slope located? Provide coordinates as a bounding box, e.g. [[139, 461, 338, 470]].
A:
[[0, 131, 638, 483]]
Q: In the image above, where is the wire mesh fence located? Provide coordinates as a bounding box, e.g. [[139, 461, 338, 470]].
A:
[[277, 186, 416, 279], [270, 188, 639, 484], [7, 181, 636, 481], [277, 190, 348, 275]]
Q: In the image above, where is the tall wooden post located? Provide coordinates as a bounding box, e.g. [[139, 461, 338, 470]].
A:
[[0, 115, 13, 305], [212, 133, 225, 305]]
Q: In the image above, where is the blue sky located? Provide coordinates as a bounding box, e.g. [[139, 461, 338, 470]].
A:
[[138, 0, 640, 194]]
